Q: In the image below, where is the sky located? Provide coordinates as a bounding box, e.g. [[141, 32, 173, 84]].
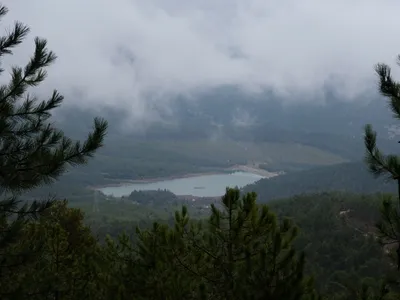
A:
[[2, 0, 400, 124]]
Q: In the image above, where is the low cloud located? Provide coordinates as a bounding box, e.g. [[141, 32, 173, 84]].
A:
[[2, 0, 400, 125]]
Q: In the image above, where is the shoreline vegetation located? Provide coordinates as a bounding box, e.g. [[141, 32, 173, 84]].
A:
[[89, 164, 281, 190]]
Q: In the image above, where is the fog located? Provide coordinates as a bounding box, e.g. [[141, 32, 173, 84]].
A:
[[2, 0, 400, 124]]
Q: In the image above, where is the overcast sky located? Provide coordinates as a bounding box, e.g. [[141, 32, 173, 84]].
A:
[[2, 0, 400, 123]]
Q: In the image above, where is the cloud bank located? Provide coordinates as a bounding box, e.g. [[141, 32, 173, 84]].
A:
[[2, 0, 400, 124]]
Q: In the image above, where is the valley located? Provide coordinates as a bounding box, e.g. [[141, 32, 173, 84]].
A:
[[4, 2, 400, 298], [10, 91, 400, 300]]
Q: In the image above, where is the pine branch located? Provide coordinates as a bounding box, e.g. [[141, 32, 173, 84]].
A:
[[0, 116, 107, 192], [0, 6, 108, 294], [0, 17, 29, 57], [375, 63, 400, 120], [364, 124, 399, 179]]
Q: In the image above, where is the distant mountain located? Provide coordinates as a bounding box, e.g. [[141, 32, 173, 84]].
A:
[[55, 86, 399, 159], [37, 88, 389, 191], [171, 86, 392, 137], [243, 161, 397, 202]]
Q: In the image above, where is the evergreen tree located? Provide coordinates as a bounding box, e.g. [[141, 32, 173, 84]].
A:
[[0, 4, 107, 298], [104, 218, 196, 299], [110, 188, 319, 299], [184, 188, 318, 300], [4, 200, 106, 300], [364, 56, 400, 295]]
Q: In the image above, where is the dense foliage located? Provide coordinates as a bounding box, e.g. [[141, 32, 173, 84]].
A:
[[6, 187, 400, 299], [80, 191, 396, 297]]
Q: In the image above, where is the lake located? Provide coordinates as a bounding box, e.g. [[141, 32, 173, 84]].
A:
[[98, 171, 265, 197]]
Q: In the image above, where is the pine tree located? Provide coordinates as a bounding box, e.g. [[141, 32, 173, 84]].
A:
[[364, 58, 400, 251], [104, 219, 196, 300], [118, 188, 319, 299], [363, 56, 400, 295], [3, 200, 105, 299], [0, 4, 107, 298], [182, 188, 318, 300]]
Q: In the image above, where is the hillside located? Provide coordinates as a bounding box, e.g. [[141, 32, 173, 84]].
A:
[[243, 161, 397, 202], [23, 138, 348, 201], [92, 138, 348, 180], [267, 192, 393, 294], [73, 190, 394, 296]]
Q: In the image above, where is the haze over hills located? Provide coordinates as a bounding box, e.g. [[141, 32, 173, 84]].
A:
[[58, 87, 394, 142], [25, 87, 398, 203], [56, 87, 399, 166], [11, 0, 399, 186]]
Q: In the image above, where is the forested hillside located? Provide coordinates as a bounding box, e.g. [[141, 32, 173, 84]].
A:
[[83, 190, 394, 296], [17, 188, 399, 299], [268, 192, 392, 294], [244, 161, 397, 201]]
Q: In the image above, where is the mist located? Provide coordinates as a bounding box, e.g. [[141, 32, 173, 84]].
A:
[[2, 0, 400, 125]]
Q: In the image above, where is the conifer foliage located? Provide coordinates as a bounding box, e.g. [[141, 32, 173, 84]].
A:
[[364, 59, 400, 184], [364, 56, 400, 293], [0, 4, 107, 298], [106, 187, 319, 300]]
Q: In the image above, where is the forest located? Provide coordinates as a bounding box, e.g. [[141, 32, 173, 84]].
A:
[[2, 4, 400, 300], [244, 161, 398, 201]]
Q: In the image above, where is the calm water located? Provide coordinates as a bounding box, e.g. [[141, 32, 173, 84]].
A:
[[98, 171, 265, 197]]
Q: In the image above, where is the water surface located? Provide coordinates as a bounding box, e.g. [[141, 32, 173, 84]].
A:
[[99, 171, 264, 197]]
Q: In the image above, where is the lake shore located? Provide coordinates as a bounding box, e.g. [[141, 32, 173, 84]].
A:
[[89, 164, 280, 190], [226, 164, 281, 177], [89, 171, 223, 189]]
